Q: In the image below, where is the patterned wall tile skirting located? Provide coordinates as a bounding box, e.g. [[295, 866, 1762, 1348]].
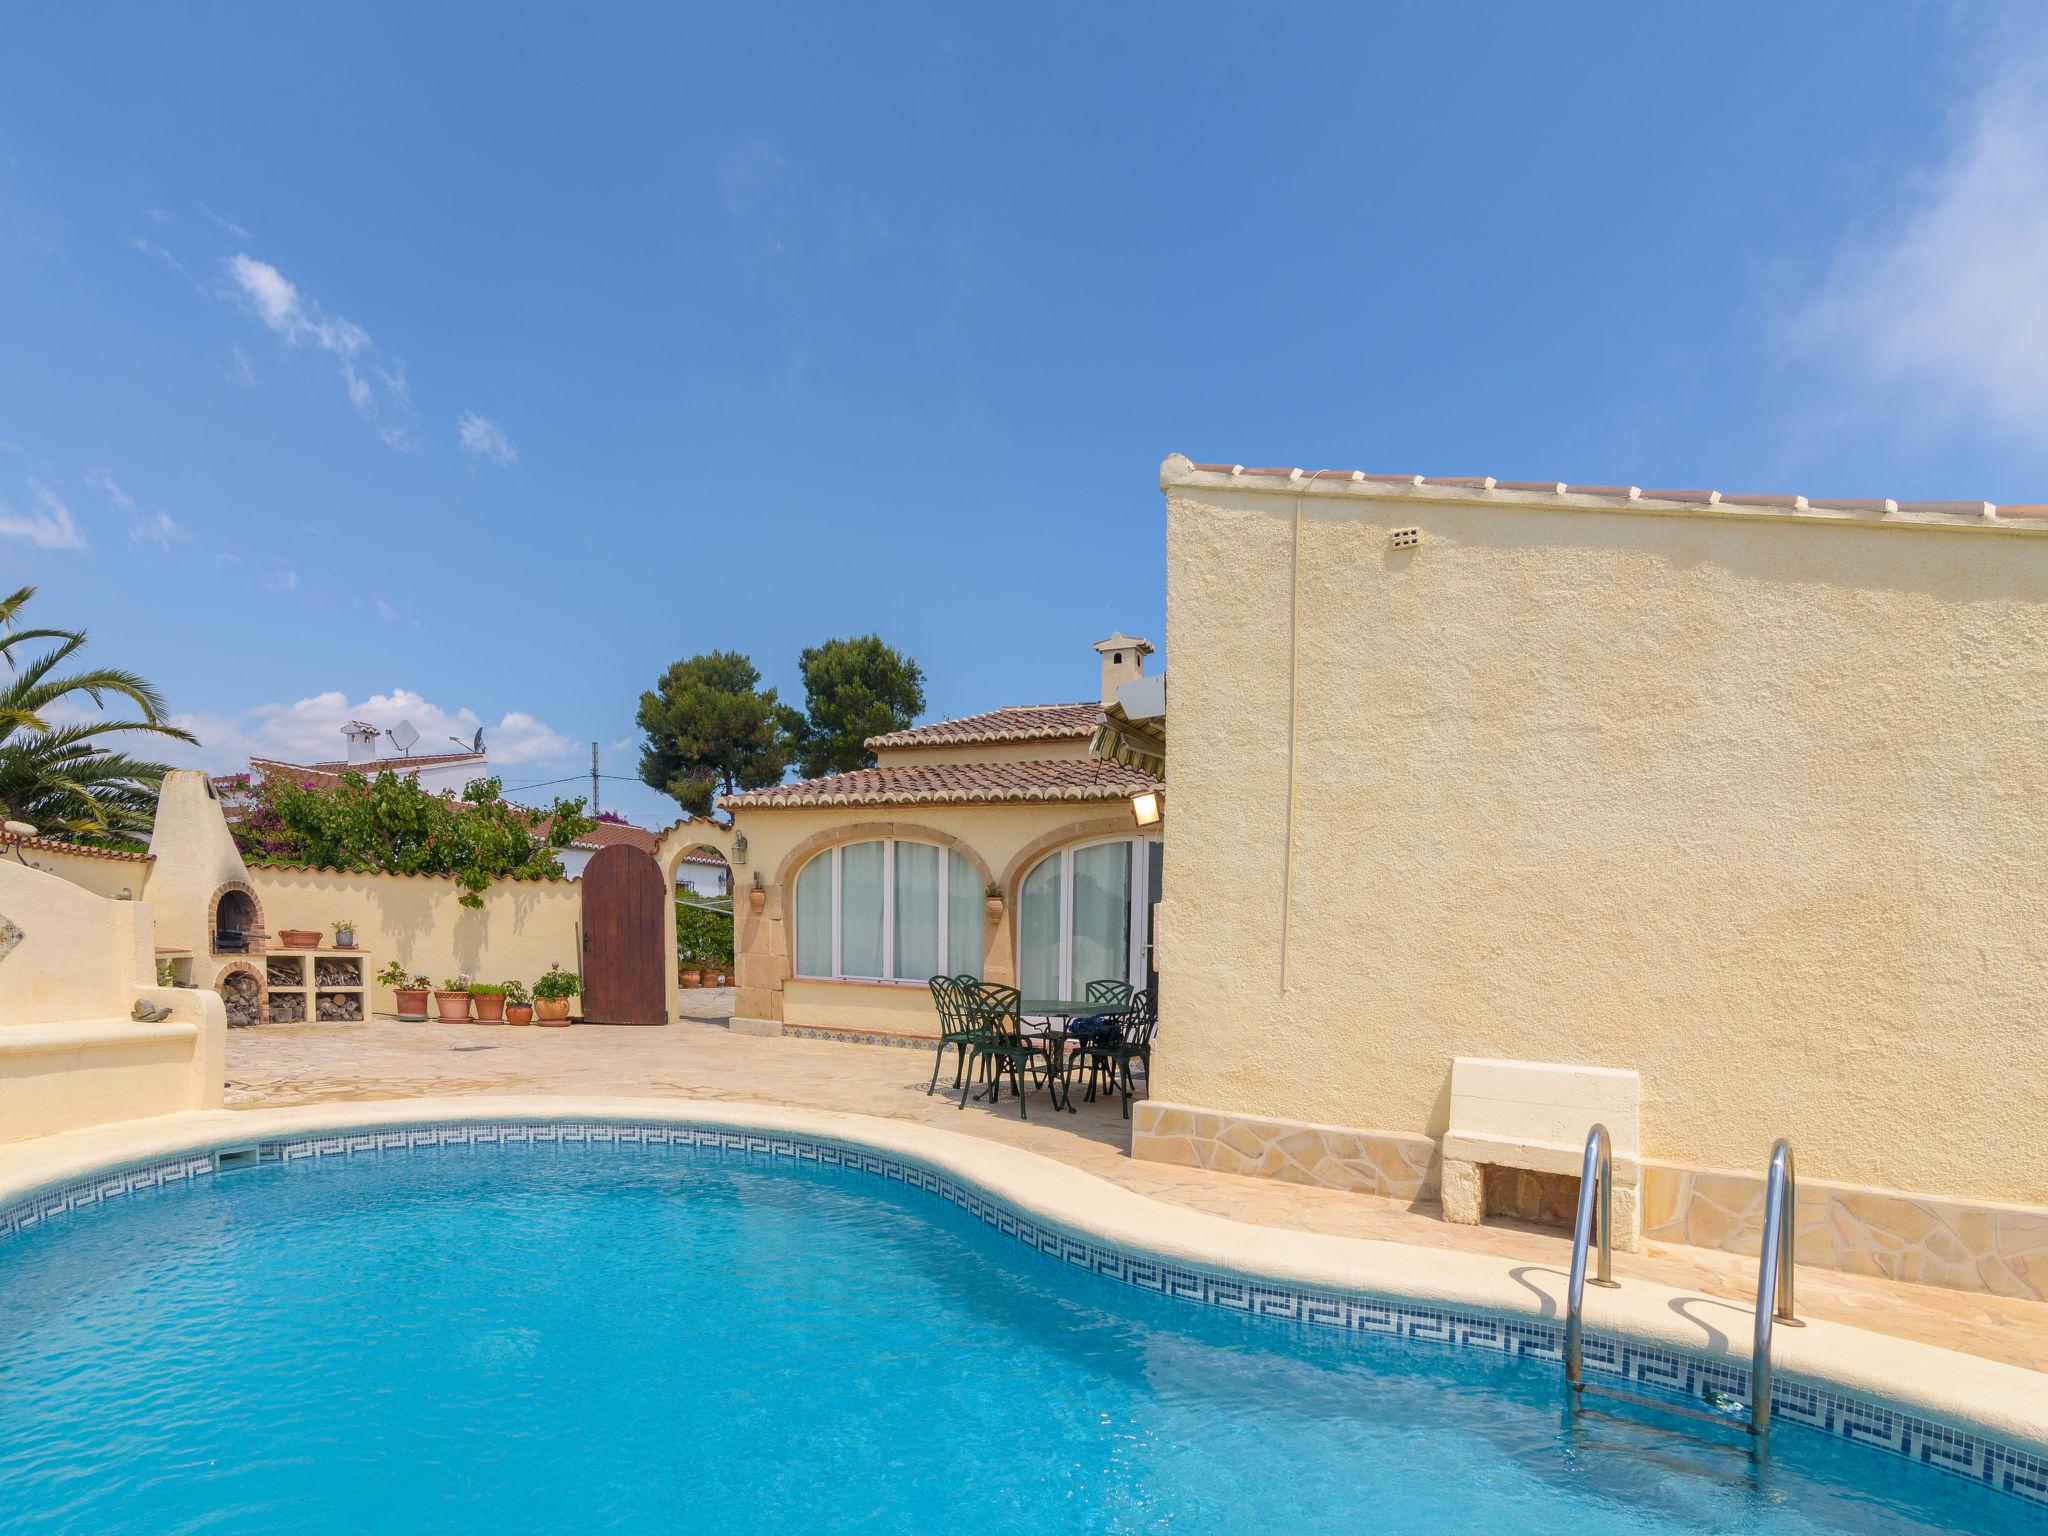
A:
[[1, 1119, 2043, 1514], [780, 1025, 937, 1052]]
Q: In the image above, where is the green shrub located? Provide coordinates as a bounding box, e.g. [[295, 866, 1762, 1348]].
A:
[[533, 966, 580, 1001]]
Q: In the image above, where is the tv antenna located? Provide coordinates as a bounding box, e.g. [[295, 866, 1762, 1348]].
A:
[[387, 720, 421, 756]]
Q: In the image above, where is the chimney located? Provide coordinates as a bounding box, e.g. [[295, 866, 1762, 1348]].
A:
[[342, 720, 381, 765], [1092, 632, 1154, 707]]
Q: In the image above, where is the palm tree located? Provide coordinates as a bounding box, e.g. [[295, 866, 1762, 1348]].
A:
[[0, 586, 197, 841]]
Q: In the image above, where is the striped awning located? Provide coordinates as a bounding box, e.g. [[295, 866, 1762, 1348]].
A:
[[1089, 702, 1165, 780]]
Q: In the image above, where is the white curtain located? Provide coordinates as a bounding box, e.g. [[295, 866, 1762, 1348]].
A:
[[893, 842, 942, 982], [793, 853, 833, 978], [839, 841, 886, 977], [1070, 842, 1132, 992], [1018, 855, 1063, 999], [946, 850, 982, 978]]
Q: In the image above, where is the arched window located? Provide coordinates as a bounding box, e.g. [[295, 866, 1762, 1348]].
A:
[[1016, 837, 1162, 1000], [792, 839, 983, 982]]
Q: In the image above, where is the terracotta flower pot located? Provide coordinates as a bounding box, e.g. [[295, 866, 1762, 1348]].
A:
[[279, 929, 322, 949], [679, 968, 701, 989], [535, 996, 572, 1026], [394, 987, 430, 1020], [748, 887, 766, 913], [473, 992, 506, 1023], [505, 1003, 534, 1026], [985, 897, 1003, 922], [434, 990, 472, 1023]]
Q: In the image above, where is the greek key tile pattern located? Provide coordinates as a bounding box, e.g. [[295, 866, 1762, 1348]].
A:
[[2, 1119, 2043, 1513]]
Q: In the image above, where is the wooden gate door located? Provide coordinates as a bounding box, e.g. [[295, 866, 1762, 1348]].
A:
[[580, 844, 670, 1025]]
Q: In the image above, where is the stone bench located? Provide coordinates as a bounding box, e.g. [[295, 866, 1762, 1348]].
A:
[[1439, 1057, 1643, 1250]]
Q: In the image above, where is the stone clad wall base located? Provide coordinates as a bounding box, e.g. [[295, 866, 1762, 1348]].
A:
[[730, 1017, 783, 1038], [1131, 1101, 1440, 1202], [1134, 1100, 2048, 1301]]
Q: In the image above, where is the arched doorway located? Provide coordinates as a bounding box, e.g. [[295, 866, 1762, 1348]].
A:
[[581, 843, 669, 1025]]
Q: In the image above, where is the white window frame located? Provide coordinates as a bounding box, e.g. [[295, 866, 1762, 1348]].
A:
[[1017, 836, 1161, 998], [796, 839, 966, 984]]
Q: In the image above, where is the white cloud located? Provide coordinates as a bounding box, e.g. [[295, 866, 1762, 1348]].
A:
[[89, 468, 188, 549], [198, 203, 251, 239], [269, 568, 300, 591], [610, 735, 636, 752], [1784, 25, 2048, 439], [162, 687, 576, 772], [456, 411, 517, 467], [223, 253, 417, 448], [0, 480, 86, 551], [373, 596, 398, 621], [223, 344, 259, 388]]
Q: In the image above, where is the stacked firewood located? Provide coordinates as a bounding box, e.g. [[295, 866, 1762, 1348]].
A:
[[220, 971, 262, 1028], [314, 958, 362, 987], [316, 992, 364, 1021], [267, 992, 307, 1024]]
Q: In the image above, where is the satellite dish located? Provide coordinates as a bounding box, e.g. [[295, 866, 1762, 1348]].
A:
[[388, 720, 421, 755], [472, 727, 485, 754]]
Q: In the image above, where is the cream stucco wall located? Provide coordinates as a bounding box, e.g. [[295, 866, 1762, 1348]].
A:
[[1154, 457, 2048, 1209], [143, 770, 261, 954], [244, 866, 585, 1013], [721, 801, 1147, 1036], [0, 859, 225, 1143], [14, 844, 151, 902]]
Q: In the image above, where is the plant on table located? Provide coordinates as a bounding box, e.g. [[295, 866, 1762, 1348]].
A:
[[331, 918, 356, 948], [502, 978, 533, 1025], [532, 964, 579, 1026]]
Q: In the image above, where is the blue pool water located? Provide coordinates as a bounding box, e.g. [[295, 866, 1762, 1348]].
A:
[[0, 1138, 2035, 1534]]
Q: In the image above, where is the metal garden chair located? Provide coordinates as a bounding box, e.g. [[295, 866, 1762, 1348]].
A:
[[925, 975, 984, 1095], [958, 981, 1035, 1119]]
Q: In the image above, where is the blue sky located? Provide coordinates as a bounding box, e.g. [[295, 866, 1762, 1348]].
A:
[[3, 4, 2043, 828]]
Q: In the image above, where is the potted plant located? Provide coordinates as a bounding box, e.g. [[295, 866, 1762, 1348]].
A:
[[434, 976, 473, 1023], [279, 926, 322, 949], [533, 965, 579, 1026], [679, 951, 702, 988], [748, 873, 766, 914], [985, 881, 1004, 922], [332, 919, 357, 949], [503, 979, 533, 1026], [470, 981, 506, 1023], [381, 961, 430, 1021]]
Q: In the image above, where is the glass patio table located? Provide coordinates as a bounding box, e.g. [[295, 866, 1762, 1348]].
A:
[[1020, 999, 1116, 1114]]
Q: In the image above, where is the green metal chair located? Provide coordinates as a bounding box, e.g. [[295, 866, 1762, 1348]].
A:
[[1084, 979, 1134, 1008], [925, 975, 983, 1095], [1071, 989, 1156, 1118], [958, 981, 1034, 1119]]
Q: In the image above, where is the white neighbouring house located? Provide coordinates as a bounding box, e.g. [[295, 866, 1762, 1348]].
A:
[[224, 720, 494, 801]]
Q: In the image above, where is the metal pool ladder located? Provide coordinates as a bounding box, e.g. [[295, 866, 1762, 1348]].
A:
[[1564, 1126, 1802, 1458]]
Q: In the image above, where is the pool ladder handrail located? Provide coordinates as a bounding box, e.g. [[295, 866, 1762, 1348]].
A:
[[1563, 1122, 1620, 1391], [1750, 1137, 1804, 1453], [1563, 1126, 1802, 1459]]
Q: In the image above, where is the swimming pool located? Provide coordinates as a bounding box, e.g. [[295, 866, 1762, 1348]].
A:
[[0, 1122, 2040, 1533]]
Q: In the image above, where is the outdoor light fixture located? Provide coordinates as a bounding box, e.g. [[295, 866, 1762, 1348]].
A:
[[730, 833, 748, 866], [1130, 791, 1161, 827]]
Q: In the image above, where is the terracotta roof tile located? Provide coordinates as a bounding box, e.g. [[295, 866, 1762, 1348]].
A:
[[721, 757, 1161, 811], [12, 833, 153, 863], [865, 702, 1100, 751], [567, 821, 660, 853]]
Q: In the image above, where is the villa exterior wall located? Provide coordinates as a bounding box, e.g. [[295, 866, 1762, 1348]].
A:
[[722, 801, 1144, 1039], [242, 866, 584, 1012], [13, 843, 149, 901], [1142, 458, 2048, 1297], [0, 859, 225, 1144]]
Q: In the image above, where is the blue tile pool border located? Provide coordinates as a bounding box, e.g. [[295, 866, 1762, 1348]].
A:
[[2, 1116, 2043, 1513]]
